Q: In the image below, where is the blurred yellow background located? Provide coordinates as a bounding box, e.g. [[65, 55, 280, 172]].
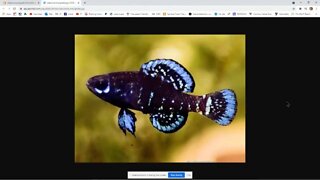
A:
[[75, 35, 245, 163]]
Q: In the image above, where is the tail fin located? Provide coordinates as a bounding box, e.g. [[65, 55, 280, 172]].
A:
[[201, 89, 237, 126]]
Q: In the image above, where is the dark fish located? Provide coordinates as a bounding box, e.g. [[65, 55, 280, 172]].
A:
[[86, 59, 237, 136]]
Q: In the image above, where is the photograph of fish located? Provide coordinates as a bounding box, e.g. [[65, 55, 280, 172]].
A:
[[75, 35, 245, 163], [87, 59, 237, 135]]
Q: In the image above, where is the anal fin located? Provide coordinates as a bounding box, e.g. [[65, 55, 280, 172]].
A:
[[150, 111, 188, 133]]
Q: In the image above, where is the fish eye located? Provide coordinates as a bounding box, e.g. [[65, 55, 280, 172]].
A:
[[96, 81, 106, 90], [94, 81, 110, 94]]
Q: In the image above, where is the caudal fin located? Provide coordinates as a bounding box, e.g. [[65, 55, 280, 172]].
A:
[[201, 89, 237, 126]]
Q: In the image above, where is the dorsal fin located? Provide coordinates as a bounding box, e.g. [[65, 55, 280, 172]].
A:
[[140, 59, 195, 93]]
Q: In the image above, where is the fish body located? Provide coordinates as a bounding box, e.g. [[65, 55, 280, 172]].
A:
[[87, 59, 237, 135]]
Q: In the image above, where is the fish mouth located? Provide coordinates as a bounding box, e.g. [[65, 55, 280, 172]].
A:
[[86, 78, 90, 87], [86, 77, 94, 92]]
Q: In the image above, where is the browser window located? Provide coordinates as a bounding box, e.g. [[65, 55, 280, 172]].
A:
[[0, 0, 319, 178]]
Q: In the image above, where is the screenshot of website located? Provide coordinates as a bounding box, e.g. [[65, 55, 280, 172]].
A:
[[0, 0, 319, 179]]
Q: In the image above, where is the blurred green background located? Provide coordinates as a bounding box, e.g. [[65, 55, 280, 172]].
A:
[[75, 35, 245, 163]]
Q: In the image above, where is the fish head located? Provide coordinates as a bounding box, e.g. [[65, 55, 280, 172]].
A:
[[86, 74, 111, 99], [87, 72, 138, 108]]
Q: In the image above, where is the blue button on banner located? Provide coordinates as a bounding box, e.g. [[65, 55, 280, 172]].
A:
[[168, 172, 185, 178]]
